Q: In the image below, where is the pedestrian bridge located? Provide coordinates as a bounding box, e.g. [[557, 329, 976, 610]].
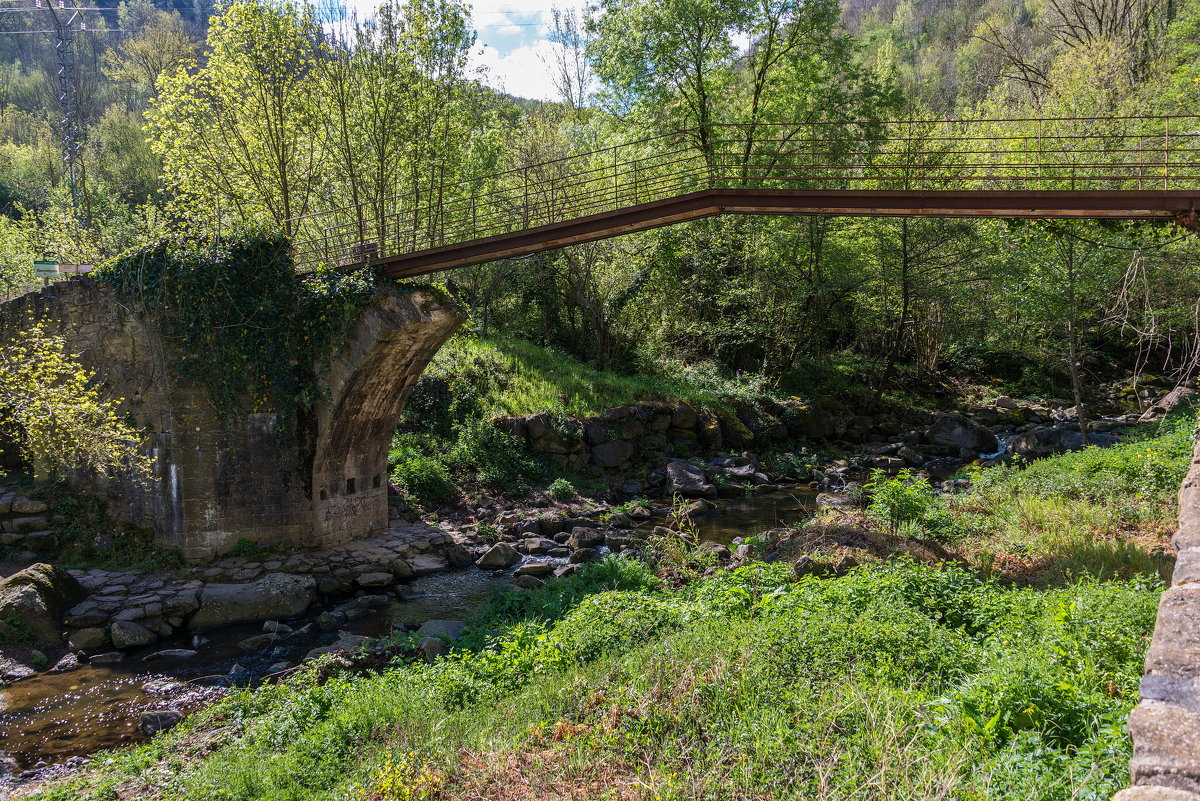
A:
[[288, 115, 1200, 278]]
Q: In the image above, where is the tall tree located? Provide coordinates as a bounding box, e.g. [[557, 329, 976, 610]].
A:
[[148, 0, 322, 235]]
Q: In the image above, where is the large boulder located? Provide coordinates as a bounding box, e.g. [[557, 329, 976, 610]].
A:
[[1139, 386, 1196, 423], [0, 563, 85, 645], [189, 573, 316, 630], [476, 542, 520, 569], [665, 459, 716, 498], [924, 414, 998, 454], [110, 620, 155, 649], [1010, 425, 1119, 459]]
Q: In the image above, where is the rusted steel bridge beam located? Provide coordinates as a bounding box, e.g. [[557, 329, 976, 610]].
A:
[[370, 188, 1199, 279]]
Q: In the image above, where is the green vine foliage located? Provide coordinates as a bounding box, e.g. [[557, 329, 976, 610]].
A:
[[95, 233, 377, 435]]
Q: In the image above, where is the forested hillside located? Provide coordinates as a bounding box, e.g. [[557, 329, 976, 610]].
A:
[[2, 0, 1199, 400]]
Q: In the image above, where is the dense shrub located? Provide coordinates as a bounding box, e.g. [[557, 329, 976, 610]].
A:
[[866, 468, 954, 538], [388, 447, 456, 507]]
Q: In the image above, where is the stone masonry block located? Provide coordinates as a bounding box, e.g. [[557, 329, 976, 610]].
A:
[[1175, 548, 1200, 587], [1115, 788, 1200, 801], [1144, 586, 1200, 678], [1129, 701, 1200, 792]]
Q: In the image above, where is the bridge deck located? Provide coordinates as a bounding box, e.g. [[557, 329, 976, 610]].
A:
[[373, 188, 1199, 278], [287, 117, 1200, 277]]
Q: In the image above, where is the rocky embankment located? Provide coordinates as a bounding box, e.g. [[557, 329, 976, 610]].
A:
[[489, 388, 1168, 495]]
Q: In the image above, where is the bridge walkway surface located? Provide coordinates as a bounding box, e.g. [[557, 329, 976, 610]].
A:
[[287, 115, 1200, 277]]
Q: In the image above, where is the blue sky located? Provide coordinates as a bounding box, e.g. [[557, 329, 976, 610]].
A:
[[468, 1, 585, 100], [338, 0, 586, 100]]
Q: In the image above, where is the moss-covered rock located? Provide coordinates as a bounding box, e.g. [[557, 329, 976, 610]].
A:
[[0, 563, 85, 645]]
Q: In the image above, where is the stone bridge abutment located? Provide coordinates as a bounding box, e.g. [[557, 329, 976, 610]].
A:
[[0, 278, 462, 561]]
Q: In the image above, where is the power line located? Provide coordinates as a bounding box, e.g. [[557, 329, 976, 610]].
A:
[[3, 27, 125, 32]]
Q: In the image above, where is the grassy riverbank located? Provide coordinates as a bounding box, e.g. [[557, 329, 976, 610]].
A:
[[29, 557, 1158, 801]]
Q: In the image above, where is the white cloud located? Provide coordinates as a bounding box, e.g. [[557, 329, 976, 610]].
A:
[[470, 40, 561, 101], [333, 0, 588, 101]]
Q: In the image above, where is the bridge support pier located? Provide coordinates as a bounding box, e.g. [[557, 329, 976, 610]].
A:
[[0, 280, 462, 562]]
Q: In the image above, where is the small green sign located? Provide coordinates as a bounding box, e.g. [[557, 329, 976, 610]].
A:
[[33, 260, 59, 278]]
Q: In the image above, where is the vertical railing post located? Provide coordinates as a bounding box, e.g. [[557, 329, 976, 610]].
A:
[[523, 166, 530, 228], [1165, 117, 1171, 190]]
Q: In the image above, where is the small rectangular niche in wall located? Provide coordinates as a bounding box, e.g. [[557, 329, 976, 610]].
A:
[[373, 474, 381, 489], [319, 488, 328, 501], [346, 477, 356, 495]]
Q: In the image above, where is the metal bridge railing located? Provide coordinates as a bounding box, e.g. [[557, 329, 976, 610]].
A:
[[287, 116, 1200, 272]]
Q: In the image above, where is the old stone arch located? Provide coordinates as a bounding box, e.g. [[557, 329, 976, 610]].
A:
[[0, 279, 461, 561]]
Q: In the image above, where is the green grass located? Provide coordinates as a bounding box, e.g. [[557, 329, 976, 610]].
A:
[[423, 334, 775, 419], [34, 557, 1159, 801], [946, 410, 1194, 584]]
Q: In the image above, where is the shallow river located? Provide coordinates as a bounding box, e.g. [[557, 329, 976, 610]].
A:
[[0, 489, 816, 772]]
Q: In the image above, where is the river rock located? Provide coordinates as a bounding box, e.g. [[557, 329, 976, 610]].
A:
[[305, 634, 370, 660], [0, 563, 85, 645], [142, 649, 198, 662], [417, 636, 448, 663], [356, 572, 394, 588], [514, 561, 554, 578], [189, 573, 316, 630], [568, 547, 602, 564], [1009, 425, 1120, 458], [443, 544, 474, 567], [315, 612, 340, 631], [816, 492, 857, 511], [665, 460, 716, 498], [142, 679, 185, 695], [110, 620, 155, 649], [89, 651, 124, 664], [605, 532, 642, 551], [67, 627, 109, 651], [417, 619, 466, 639], [263, 620, 293, 635], [521, 537, 557, 554], [409, 553, 449, 575], [476, 542, 520, 569], [567, 527, 604, 549], [1140, 386, 1195, 422], [924, 414, 998, 454], [49, 653, 81, 673], [512, 574, 544, 589], [237, 633, 279, 651], [318, 576, 352, 595], [139, 710, 183, 736]]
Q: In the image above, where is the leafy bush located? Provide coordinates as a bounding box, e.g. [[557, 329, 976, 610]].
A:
[[548, 591, 681, 664], [444, 417, 543, 490], [389, 451, 456, 508], [547, 477, 575, 501], [228, 538, 266, 559], [865, 469, 953, 538]]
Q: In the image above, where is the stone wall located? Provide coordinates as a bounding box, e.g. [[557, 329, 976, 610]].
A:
[[0, 279, 461, 561], [1116, 435, 1200, 801]]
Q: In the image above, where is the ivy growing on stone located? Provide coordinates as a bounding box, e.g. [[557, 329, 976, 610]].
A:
[[95, 233, 378, 436]]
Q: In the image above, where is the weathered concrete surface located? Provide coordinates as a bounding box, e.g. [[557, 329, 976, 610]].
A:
[[1119, 436, 1200, 800], [0, 280, 461, 560]]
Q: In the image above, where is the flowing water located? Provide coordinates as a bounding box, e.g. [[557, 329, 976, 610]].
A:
[[0, 489, 816, 774], [683, 488, 818, 544]]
